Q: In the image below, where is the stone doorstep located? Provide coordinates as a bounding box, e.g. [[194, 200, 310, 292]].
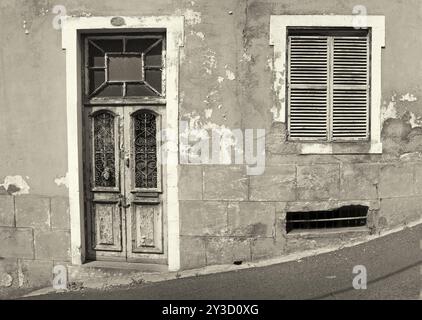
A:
[[66, 261, 170, 290]]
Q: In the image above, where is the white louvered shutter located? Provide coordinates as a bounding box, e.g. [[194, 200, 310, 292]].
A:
[[288, 36, 329, 140], [332, 36, 369, 140], [287, 32, 370, 141]]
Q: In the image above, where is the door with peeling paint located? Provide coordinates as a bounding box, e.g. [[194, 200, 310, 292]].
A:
[[82, 33, 167, 264]]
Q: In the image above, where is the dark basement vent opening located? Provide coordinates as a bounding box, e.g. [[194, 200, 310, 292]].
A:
[[286, 205, 368, 233]]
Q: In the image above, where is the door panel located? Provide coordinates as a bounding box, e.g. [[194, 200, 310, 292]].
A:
[[131, 202, 163, 253], [92, 200, 122, 252], [124, 107, 166, 261], [85, 107, 126, 261]]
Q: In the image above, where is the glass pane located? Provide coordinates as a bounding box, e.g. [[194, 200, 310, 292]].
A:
[[108, 55, 143, 82], [126, 84, 155, 97], [93, 113, 116, 188], [86, 35, 164, 99], [145, 43, 162, 66], [92, 39, 123, 53], [126, 38, 157, 53], [88, 42, 105, 67], [133, 112, 158, 189], [145, 70, 162, 93], [97, 84, 122, 97], [89, 70, 105, 94]]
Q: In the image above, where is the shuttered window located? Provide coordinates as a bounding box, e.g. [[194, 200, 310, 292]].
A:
[[287, 29, 370, 141]]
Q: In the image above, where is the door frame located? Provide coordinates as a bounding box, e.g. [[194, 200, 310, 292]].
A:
[[61, 16, 184, 271]]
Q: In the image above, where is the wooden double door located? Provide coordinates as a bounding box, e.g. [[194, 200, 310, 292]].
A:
[[83, 106, 166, 263]]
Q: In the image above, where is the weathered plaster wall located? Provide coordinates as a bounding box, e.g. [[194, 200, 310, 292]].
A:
[[177, 0, 422, 269], [0, 0, 422, 287]]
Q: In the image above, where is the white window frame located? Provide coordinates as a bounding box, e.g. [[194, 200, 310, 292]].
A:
[[270, 15, 385, 154], [62, 16, 184, 271]]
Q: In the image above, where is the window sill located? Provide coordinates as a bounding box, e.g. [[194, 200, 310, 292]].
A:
[[297, 142, 382, 155]]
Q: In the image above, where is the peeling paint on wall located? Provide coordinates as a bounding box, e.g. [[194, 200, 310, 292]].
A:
[[408, 112, 422, 128], [176, 9, 201, 26], [203, 49, 217, 75], [190, 30, 205, 40], [400, 152, 422, 161], [225, 66, 236, 80], [54, 172, 69, 188], [381, 95, 398, 124], [400, 93, 418, 102], [22, 20, 30, 35], [181, 111, 250, 166], [0, 176, 30, 195], [183, 111, 231, 132], [202, 89, 220, 109], [266, 56, 273, 71], [242, 52, 252, 62], [270, 106, 284, 122], [205, 108, 213, 119], [381, 93, 421, 129]]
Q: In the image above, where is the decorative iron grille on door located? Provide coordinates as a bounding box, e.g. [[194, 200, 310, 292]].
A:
[[287, 28, 370, 141], [133, 111, 160, 191], [83, 33, 166, 263], [92, 111, 118, 189]]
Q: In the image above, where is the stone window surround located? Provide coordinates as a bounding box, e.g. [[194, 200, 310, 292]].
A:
[[269, 15, 385, 155], [61, 16, 184, 271]]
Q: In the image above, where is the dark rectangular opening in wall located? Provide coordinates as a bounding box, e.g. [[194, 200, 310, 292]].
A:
[[286, 205, 368, 233]]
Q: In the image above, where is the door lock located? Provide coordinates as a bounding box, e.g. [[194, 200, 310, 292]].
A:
[[118, 196, 131, 209]]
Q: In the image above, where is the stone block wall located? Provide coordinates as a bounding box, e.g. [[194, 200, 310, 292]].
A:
[[0, 195, 70, 289], [0, 0, 421, 284], [179, 161, 422, 270]]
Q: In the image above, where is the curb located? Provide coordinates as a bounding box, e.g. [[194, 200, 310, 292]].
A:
[[21, 218, 422, 298]]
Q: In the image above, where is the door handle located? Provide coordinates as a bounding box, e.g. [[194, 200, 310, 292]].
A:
[[125, 156, 130, 168], [118, 197, 131, 209]]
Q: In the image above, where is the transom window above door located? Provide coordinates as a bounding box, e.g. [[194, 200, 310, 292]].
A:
[[287, 28, 370, 142], [83, 33, 165, 103]]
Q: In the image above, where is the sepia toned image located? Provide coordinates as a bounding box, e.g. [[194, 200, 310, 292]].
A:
[[0, 0, 421, 307]]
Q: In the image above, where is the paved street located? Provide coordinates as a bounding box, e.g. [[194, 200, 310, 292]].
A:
[[26, 224, 422, 300]]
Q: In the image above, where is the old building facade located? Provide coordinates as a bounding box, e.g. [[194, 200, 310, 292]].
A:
[[1, 0, 422, 289]]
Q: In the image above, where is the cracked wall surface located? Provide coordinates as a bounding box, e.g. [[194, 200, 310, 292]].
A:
[[0, 0, 422, 282]]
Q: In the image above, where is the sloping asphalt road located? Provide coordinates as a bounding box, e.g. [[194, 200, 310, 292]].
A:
[[27, 224, 422, 300]]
